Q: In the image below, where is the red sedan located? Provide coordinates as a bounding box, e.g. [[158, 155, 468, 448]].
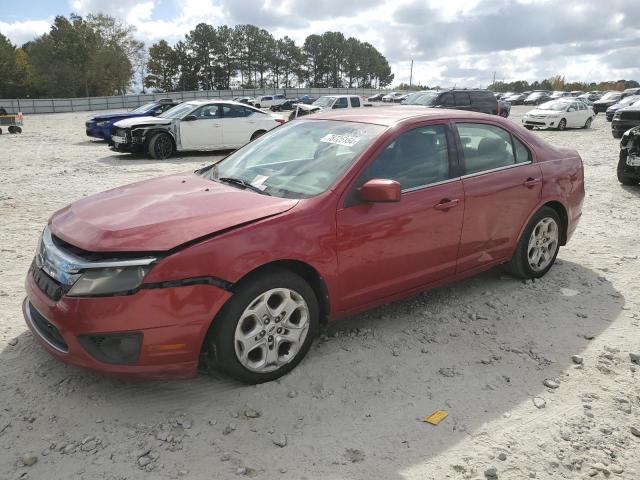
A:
[[23, 108, 584, 383]]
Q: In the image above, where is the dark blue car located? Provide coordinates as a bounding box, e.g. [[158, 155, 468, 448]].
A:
[[85, 99, 179, 140]]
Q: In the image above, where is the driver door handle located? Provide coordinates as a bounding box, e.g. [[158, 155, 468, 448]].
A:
[[434, 198, 460, 211], [523, 177, 541, 188]]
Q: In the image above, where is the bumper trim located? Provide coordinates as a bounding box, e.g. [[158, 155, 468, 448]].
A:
[[22, 298, 69, 354]]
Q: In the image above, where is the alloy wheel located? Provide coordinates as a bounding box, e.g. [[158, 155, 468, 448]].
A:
[[234, 288, 310, 373], [527, 217, 559, 272]]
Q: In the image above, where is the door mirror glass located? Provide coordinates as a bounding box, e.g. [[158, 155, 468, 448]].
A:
[[184, 115, 198, 121], [359, 179, 401, 203]]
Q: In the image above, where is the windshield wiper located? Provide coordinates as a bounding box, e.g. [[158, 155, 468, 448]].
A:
[[218, 177, 270, 195]]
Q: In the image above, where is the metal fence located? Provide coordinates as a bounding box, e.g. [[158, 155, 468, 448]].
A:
[[0, 88, 387, 114]]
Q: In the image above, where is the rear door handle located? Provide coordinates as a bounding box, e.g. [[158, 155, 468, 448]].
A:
[[434, 198, 460, 211], [523, 177, 541, 188]]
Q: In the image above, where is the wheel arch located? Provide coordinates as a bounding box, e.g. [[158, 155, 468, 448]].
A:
[[513, 199, 569, 255], [233, 259, 331, 326]]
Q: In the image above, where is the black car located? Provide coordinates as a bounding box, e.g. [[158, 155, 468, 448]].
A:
[[612, 104, 640, 138], [605, 95, 640, 121], [270, 99, 300, 111], [504, 93, 527, 105], [523, 91, 552, 105], [593, 92, 623, 114], [402, 89, 500, 115], [617, 126, 640, 185], [367, 93, 384, 101]]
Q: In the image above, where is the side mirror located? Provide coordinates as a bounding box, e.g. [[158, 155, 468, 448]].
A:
[[184, 115, 198, 121], [359, 179, 401, 203]]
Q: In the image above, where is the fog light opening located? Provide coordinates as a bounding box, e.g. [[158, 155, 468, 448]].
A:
[[78, 333, 143, 365]]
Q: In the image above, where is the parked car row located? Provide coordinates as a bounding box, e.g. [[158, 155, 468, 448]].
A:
[[87, 100, 285, 159]]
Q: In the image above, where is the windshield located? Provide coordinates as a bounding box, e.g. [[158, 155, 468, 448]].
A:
[[618, 95, 640, 106], [600, 92, 621, 101], [538, 100, 569, 111], [313, 96, 336, 108], [529, 92, 546, 98], [131, 102, 157, 114], [200, 120, 386, 199], [160, 103, 196, 119], [402, 91, 440, 106]]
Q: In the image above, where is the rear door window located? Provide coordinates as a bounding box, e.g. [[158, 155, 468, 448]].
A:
[[456, 123, 525, 174], [350, 97, 361, 107]]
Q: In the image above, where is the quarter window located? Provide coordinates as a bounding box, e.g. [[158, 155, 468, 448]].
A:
[[457, 123, 531, 174], [359, 125, 451, 190]]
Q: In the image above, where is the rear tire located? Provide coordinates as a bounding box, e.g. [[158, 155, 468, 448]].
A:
[[205, 268, 319, 384], [147, 132, 174, 159], [524, 125, 534, 130], [557, 118, 567, 131], [8, 126, 16, 134], [255, 104, 261, 109], [505, 206, 562, 279]]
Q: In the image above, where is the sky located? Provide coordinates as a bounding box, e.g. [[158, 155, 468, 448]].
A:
[[1, 0, 639, 88]]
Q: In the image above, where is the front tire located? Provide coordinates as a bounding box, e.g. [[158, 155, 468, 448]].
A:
[[557, 118, 567, 131], [524, 125, 534, 130], [505, 207, 562, 279], [583, 117, 592, 129], [206, 269, 319, 383], [147, 132, 174, 159], [612, 130, 623, 139]]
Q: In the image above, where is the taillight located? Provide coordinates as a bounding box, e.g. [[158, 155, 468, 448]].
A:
[[275, 118, 285, 124]]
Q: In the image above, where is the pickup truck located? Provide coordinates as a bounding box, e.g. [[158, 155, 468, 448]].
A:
[[289, 95, 369, 119], [250, 94, 287, 109]]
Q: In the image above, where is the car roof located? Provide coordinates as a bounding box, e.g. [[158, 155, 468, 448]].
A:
[[186, 99, 250, 106], [308, 106, 497, 127]]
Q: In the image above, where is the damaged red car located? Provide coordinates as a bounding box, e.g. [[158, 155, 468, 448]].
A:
[[24, 108, 584, 383]]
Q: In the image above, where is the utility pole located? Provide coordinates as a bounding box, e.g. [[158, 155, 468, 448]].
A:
[[409, 59, 414, 88], [492, 71, 496, 88]]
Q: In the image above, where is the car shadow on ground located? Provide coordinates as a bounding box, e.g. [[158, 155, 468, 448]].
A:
[[0, 260, 625, 478], [620, 184, 640, 196]]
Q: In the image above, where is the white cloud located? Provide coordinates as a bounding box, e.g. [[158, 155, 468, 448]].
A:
[[0, 20, 51, 45], [3, 0, 639, 87]]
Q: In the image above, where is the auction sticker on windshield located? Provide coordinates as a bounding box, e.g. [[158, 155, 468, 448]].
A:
[[320, 133, 361, 147]]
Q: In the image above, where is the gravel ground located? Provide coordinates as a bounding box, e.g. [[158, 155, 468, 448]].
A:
[[0, 106, 639, 480]]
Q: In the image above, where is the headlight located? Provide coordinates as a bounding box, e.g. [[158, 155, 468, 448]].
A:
[[67, 266, 151, 297], [96, 121, 109, 127]]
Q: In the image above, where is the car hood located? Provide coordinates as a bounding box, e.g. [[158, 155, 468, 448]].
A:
[[114, 116, 172, 128], [49, 173, 299, 252], [91, 112, 141, 121], [527, 109, 560, 116], [594, 99, 617, 105]]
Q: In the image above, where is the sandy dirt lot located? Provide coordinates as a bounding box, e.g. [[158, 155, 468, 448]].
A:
[[0, 107, 639, 480]]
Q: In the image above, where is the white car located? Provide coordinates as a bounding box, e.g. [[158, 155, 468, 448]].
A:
[[289, 95, 368, 119], [522, 99, 595, 131], [111, 100, 285, 159], [382, 92, 399, 102], [251, 94, 287, 109]]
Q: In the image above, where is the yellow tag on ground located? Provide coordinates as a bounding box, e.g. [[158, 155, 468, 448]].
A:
[[423, 410, 448, 425]]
